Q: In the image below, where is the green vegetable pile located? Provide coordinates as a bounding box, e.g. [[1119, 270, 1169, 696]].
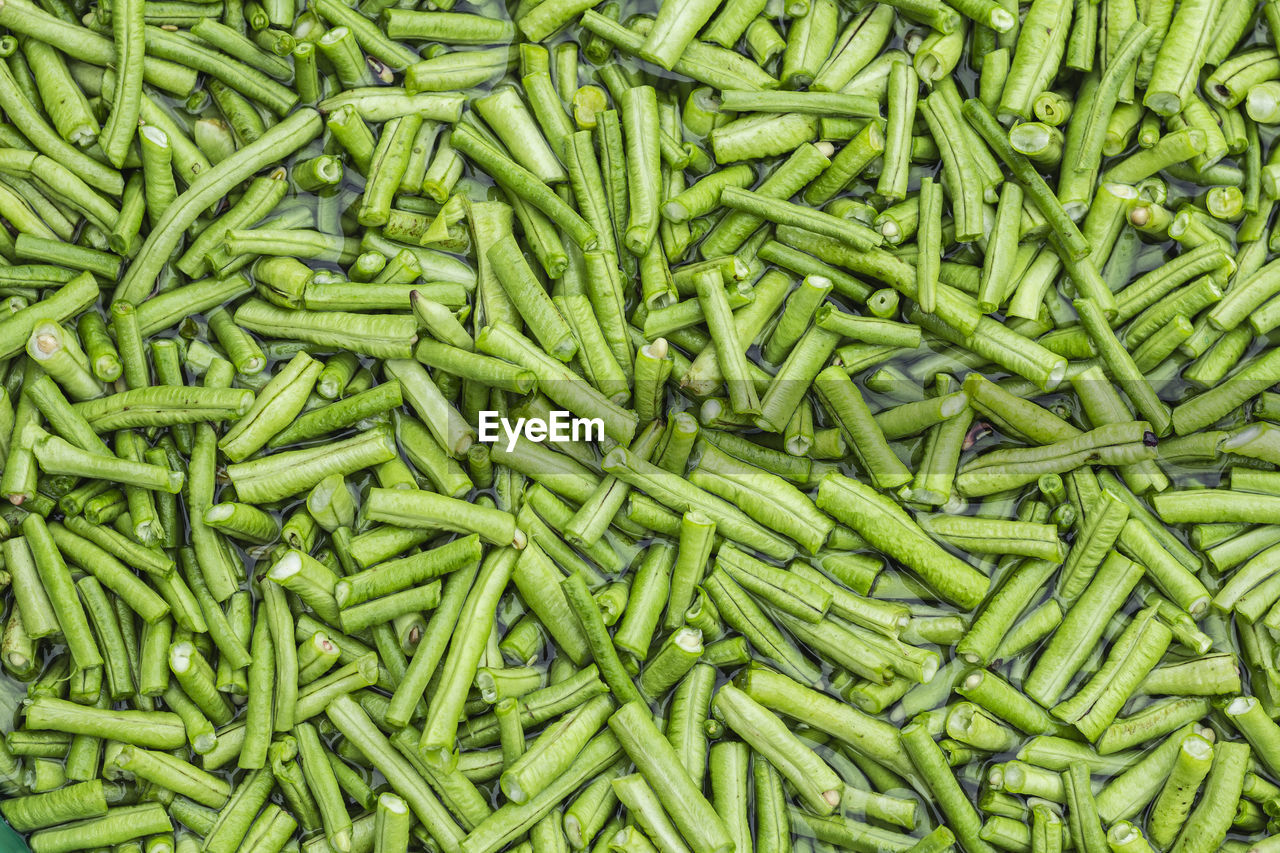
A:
[[0, 0, 1278, 849]]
